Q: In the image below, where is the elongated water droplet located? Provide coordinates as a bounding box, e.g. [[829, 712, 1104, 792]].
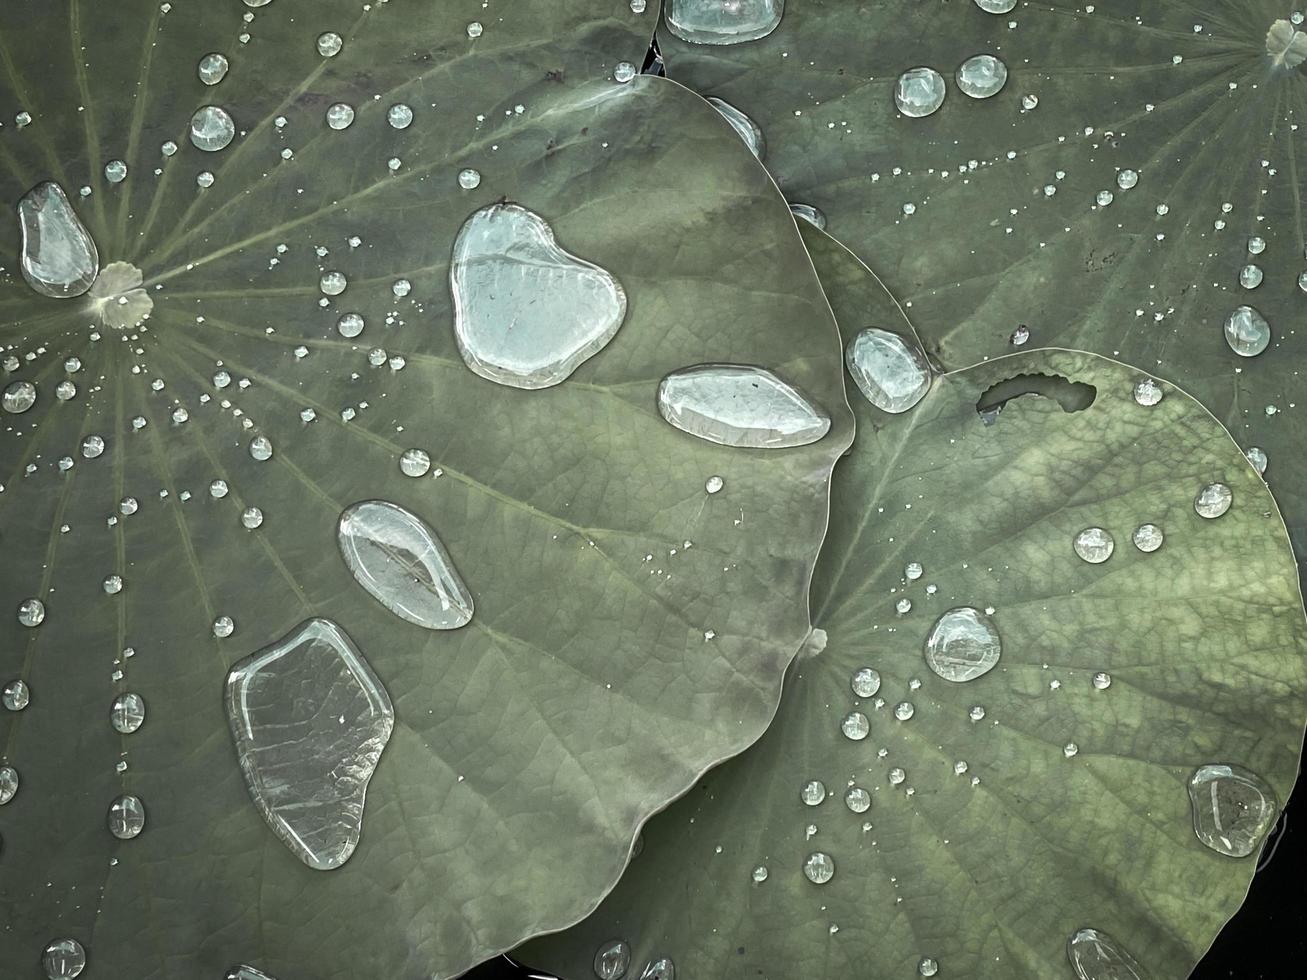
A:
[[111, 692, 146, 733], [803, 850, 835, 884], [638, 958, 675, 980], [1073, 527, 1114, 563], [789, 202, 827, 229], [844, 327, 931, 413], [1187, 764, 1277, 858], [190, 105, 236, 151], [956, 54, 1007, 98], [706, 97, 765, 158], [665, 0, 784, 45], [42, 938, 86, 979], [657, 364, 830, 448], [16, 182, 100, 299], [450, 203, 628, 389], [108, 794, 146, 839], [225, 618, 394, 870], [1066, 927, 1145, 980], [924, 607, 1001, 682], [593, 940, 631, 979], [895, 67, 946, 117], [1194, 482, 1232, 519], [337, 500, 474, 630]]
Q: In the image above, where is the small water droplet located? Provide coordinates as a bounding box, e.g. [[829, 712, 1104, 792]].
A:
[[1131, 523, 1163, 553], [399, 448, 431, 478], [614, 61, 637, 83], [844, 328, 931, 414], [841, 710, 870, 741], [466, 21, 484, 38], [336, 312, 365, 338], [213, 615, 235, 638], [1194, 482, 1232, 519], [3, 680, 30, 711], [969, 705, 986, 722], [789, 202, 827, 229], [918, 958, 939, 978], [895, 66, 946, 117], [105, 160, 128, 183], [102, 574, 123, 595], [637, 958, 674, 980], [198, 52, 229, 85], [387, 103, 414, 130], [1092, 672, 1112, 690], [42, 938, 87, 979], [3, 380, 36, 413], [1246, 446, 1268, 474], [1095, 190, 1114, 207], [801, 778, 826, 806], [0, 765, 17, 804], [317, 31, 343, 57], [111, 693, 146, 733], [320, 270, 348, 296], [803, 850, 835, 884], [1132, 378, 1162, 406], [108, 794, 146, 839], [16, 182, 100, 299], [956, 54, 1007, 98], [18, 597, 45, 627], [851, 666, 881, 698], [1066, 927, 1144, 980], [889, 767, 906, 785], [657, 364, 830, 448], [326, 103, 356, 130], [1187, 764, 1277, 857], [242, 507, 264, 530], [190, 105, 236, 151], [1116, 169, 1138, 190], [924, 607, 1001, 682], [197, 171, 215, 188], [844, 786, 871, 813], [593, 939, 631, 979], [704, 475, 724, 494], [457, 168, 482, 190], [1073, 527, 1114, 564], [751, 864, 769, 882], [894, 701, 915, 721], [1063, 742, 1079, 758], [249, 435, 273, 461], [1223, 305, 1271, 356]]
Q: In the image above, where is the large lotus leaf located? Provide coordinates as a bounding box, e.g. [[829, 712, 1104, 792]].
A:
[[521, 237, 1307, 979], [0, 2, 855, 976], [659, 0, 1307, 570]]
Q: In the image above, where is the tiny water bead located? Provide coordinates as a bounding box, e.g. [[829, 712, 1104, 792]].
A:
[[2, 380, 36, 413], [387, 103, 414, 130], [1187, 764, 1278, 858], [320, 271, 348, 296], [955, 54, 1007, 99], [801, 779, 826, 805], [399, 448, 432, 477], [1131, 523, 1164, 553], [457, 168, 481, 189], [1223, 305, 1271, 356], [895, 66, 946, 118], [613, 62, 637, 83], [316, 31, 343, 57], [197, 52, 229, 85], [42, 938, 87, 979], [1092, 672, 1112, 690], [18, 597, 45, 627], [844, 327, 931, 414], [1066, 927, 1145, 980], [803, 851, 835, 884], [1132, 378, 1162, 406], [1194, 482, 1232, 519], [844, 786, 871, 813], [657, 364, 830, 448], [190, 105, 236, 152], [326, 102, 356, 130], [593, 940, 631, 980], [108, 794, 146, 840], [4, 680, 30, 711], [665, 0, 785, 45], [16, 181, 100, 299], [1073, 527, 1114, 564], [841, 710, 870, 741], [1116, 169, 1138, 190], [924, 607, 1001, 682], [851, 666, 881, 698], [111, 692, 146, 734]]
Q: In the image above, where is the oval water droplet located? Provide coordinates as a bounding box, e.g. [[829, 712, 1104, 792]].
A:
[[190, 105, 236, 151], [225, 618, 394, 870], [1066, 927, 1145, 980], [803, 851, 835, 884], [1187, 764, 1277, 858], [1246, 446, 1268, 474], [111, 692, 146, 733], [1194, 482, 1232, 519], [789, 202, 827, 229], [451, 203, 627, 389], [1223, 305, 1271, 356], [16, 182, 100, 299], [706, 97, 765, 158], [924, 607, 1001, 682], [665, 0, 784, 45], [337, 500, 474, 630], [801, 778, 826, 806], [1073, 527, 1114, 564], [657, 364, 830, 448], [894, 67, 946, 117], [956, 54, 1007, 98], [18, 597, 45, 627], [42, 938, 86, 979], [844, 327, 931, 414], [593, 940, 631, 979], [108, 794, 146, 839], [1131, 523, 1163, 553], [0, 764, 18, 804], [638, 958, 674, 980]]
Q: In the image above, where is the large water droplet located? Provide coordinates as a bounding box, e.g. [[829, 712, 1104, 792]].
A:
[[16, 182, 100, 299], [924, 607, 1001, 682], [108, 794, 146, 839], [42, 939, 86, 979], [844, 327, 931, 413], [803, 851, 835, 884], [1066, 927, 1145, 980], [1187, 764, 1277, 858], [1267, 19, 1307, 69], [1223, 305, 1271, 356], [1194, 482, 1232, 519], [337, 500, 474, 630], [225, 618, 394, 870], [665, 0, 784, 45], [190, 105, 236, 152], [707, 97, 765, 158], [955, 54, 1007, 99], [656, 364, 830, 448], [1073, 527, 1114, 564], [450, 203, 628, 389], [593, 939, 631, 979], [894, 67, 946, 118]]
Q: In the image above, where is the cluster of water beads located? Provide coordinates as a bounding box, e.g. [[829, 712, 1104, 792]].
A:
[[42, 938, 87, 979]]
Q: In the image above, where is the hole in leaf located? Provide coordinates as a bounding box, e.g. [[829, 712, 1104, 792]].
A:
[[975, 372, 1097, 425]]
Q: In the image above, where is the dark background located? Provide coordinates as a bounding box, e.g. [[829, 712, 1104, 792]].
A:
[[463, 782, 1301, 979]]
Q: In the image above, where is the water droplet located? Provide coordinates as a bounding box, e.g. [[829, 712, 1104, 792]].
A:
[[226, 968, 276, 980], [1096, 190, 1114, 207], [751, 864, 769, 882], [888, 767, 906, 785], [1298, 271, 1307, 293], [325, 102, 356, 130], [161, 140, 178, 156], [458, 168, 482, 190], [841, 710, 870, 741], [1237, 263, 1265, 290], [18, 598, 45, 627], [1021, 93, 1039, 110], [42, 939, 86, 979], [198, 52, 229, 85], [1223, 305, 1271, 356], [593, 940, 631, 979], [399, 448, 432, 478], [56, 380, 76, 400], [894, 701, 915, 721], [79, 434, 104, 459], [844, 786, 871, 813], [969, 705, 986, 722], [801, 779, 826, 806], [320, 271, 348, 296], [706, 97, 765, 158], [197, 171, 215, 188], [0, 765, 18, 804], [1194, 482, 1232, 519], [851, 666, 881, 698], [1066, 927, 1145, 980], [225, 618, 394, 870], [242, 507, 264, 530], [1073, 527, 1114, 564], [16, 182, 100, 299], [451, 203, 627, 389], [210, 479, 229, 499], [918, 958, 939, 978], [317, 31, 343, 57], [924, 607, 1001, 682], [657, 364, 830, 448], [110, 693, 146, 734], [249, 435, 273, 461], [1116, 169, 1138, 190], [702, 475, 725, 495], [1063, 742, 1080, 758], [895, 597, 913, 615], [108, 794, 146, 839], [974, 0, 1017, 13], [1131, 523, 1163, 553], [789, 202, 827, 229], [466, 21, 484, 38], [1132, 378, 1162, 406], [105, 160, 128, 183], [803, 850, 835, 884], [1092, 672, 1112, 690], [1246, 446, 1268, 474], [336, 312, 365, 338], [844, 328, 931, 414], [102, 574, 123, 595], [337, 499, 474, 630], [3, 380, 36, 413], [3, 680, 30, 711], [895, 66, 946, 117], [665, 0, 784, 45], [637, 958, 674, 980], [614, 61, 637, 83], [190, 105, 236, 152], [1266, 19, 1307, 69], [387, 103, 413, 129], [1187, 764, 1277, 858], [956, 54, 1007, 98], [392, 278, 412, 298], [213, 615, 235, 638]]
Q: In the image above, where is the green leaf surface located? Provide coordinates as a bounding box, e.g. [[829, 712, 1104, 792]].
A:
[[660, 0, 1307, 569], [0, 2, 854, 976], [521, 231, 1307, 980]]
